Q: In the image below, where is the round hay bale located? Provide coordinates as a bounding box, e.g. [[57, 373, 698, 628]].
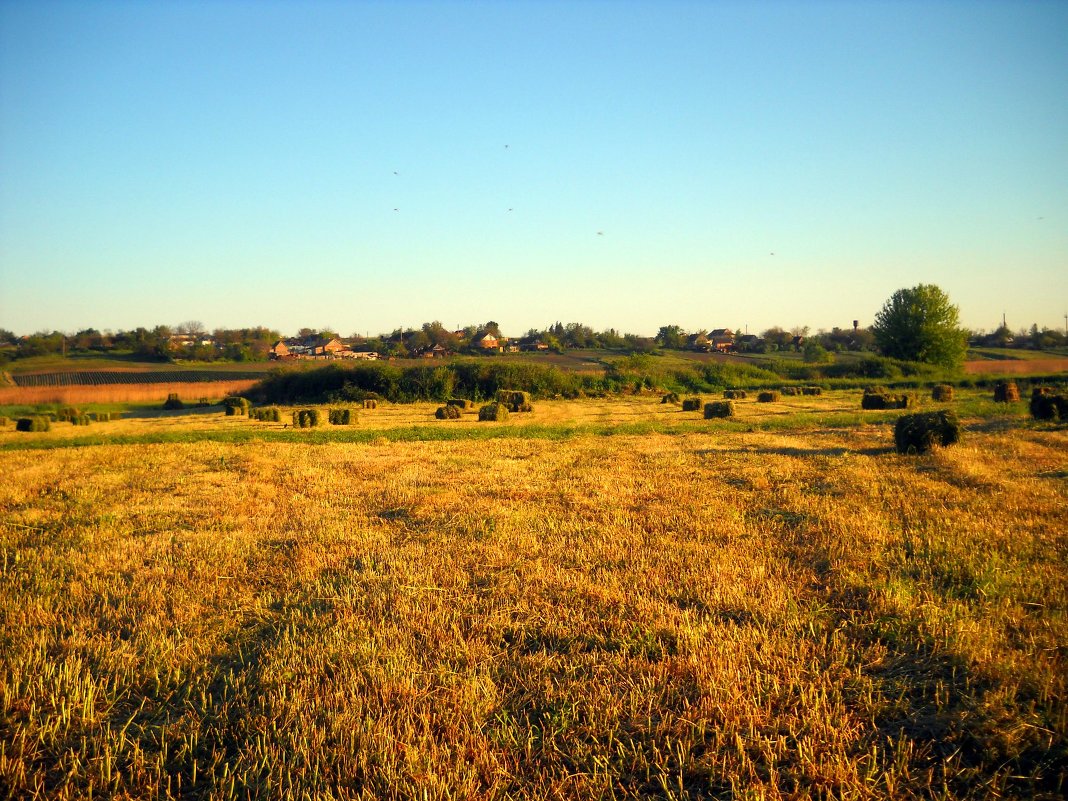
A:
[[894, 410, 962, 454], [993, 380, 1020, 403], [681, 397, 702, 411], [931, 384, 955, 402], [447, 398, 475, 410], [757, 391, 780, 403], [704, 401, 734, 419], [363, 399, 378, 409], [329, 408, 356, 425], [478, 402, 509, 421], [661, 392, 680, 404], [435, 405, 462, 420]]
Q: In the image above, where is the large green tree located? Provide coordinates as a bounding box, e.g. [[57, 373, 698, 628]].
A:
[[872, 284, 968, 368]]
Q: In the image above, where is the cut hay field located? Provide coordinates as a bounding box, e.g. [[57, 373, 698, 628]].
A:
[[1, 392, 1065, 799]]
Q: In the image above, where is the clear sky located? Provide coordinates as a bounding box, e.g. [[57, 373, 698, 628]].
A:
[[1, 0, 1066, 338]]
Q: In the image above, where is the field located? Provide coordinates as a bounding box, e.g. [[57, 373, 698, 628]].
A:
[[1, 391, 1066, 799]]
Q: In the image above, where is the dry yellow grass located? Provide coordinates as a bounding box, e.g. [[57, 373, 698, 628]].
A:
[[0, 394, 1065, 799]]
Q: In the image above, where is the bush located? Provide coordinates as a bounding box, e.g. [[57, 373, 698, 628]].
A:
[[162, 393, 184, 410], [1030, 387, 1068, 421], [932, 384, 955, 402], [447, 398, 475, 411], [478, 402, 509, 421], [704, 401, 734, 419], [661, 392, 680, 404], [757, 391, 780, 403], [435, 405, 462, 420], [15, 416, 50, 432], [681, 397, 702, 411], [894, 410, 962, 454], [723, 389, 747, 399], [993, 380, 1020, 403], [328, 408, 357, 425]]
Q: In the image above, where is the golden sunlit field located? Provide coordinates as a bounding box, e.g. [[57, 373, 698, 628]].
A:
[[1, 391, 1066, 799]]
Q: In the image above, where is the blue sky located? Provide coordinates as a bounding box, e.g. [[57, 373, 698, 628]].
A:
[[1, 0, 1065, 338]]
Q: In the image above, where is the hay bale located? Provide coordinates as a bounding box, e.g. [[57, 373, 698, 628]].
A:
[[993, 380, 1020, 403], [162, 393, 184, 410], [15, 416, 51, 432], [196, 398, 211, 407], [447, 398, 475, 410], [931, 384, 955, 402], [681, 397, 702, 411], [704, 401, 734, 419], [862, 387, 912, 409], [723, 389, 747, 399], [661, 392, 681, 404], [57, 406, 81, 422], [0, 416, 8, 427], [757, 391, 780, 403], [70, 414, 91, 426], [363, 399, 378, 409], [1030, 387, 1068, 421], [801, 386, 823, 396], [894, 411, 962, 454], [328, 408, 356, 425], [478, 402, 510, 421], [294, 409, 322, 428], [435, 405, 462, 420], [780, 386, 801, 396], [223, 396, 250, 415], [496, 390, 532, 411]]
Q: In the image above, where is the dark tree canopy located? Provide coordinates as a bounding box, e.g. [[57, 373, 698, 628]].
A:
[[872, 284, 968, 369]]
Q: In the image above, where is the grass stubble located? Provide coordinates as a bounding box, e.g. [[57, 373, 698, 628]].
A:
[[0, 391, 1065, 799]]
